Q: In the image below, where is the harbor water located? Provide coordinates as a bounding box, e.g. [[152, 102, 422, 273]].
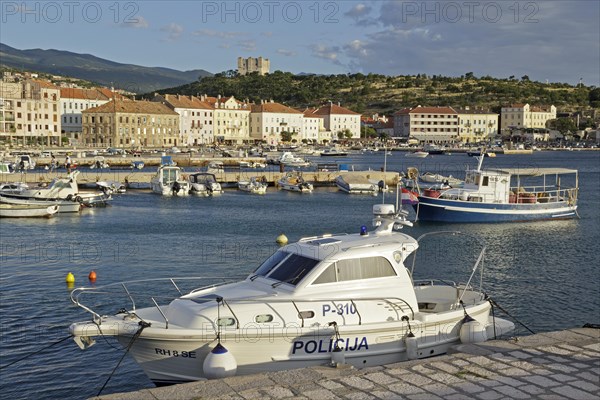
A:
[[0, 151, 598, 399]]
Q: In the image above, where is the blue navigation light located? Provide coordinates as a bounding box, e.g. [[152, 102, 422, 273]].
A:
[[360, 226, 368, 236]]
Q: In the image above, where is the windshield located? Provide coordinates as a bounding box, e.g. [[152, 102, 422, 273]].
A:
[[254, 250, 289, 276], [253, 250, 320, 286]]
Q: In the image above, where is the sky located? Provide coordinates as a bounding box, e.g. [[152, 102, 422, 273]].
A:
[[1, 0, 599, 86]]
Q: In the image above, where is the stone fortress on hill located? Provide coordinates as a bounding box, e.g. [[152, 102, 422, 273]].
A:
[[237, 57, 270, 76]]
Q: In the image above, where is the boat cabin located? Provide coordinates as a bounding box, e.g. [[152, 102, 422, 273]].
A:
[[462, 169, 511, 203]]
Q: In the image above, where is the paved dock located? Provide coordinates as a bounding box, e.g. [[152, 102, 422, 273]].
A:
[[93, 327, 599, 400], [0, 170, 400, 188]]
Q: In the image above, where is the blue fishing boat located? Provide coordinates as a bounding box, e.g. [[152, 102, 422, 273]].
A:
[[414, 156, 579, 223]]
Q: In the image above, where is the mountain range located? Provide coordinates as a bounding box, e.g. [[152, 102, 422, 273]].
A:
[[0, 43, 212, 93]]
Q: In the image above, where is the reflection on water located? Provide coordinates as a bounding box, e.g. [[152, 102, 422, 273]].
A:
[[0, 151, 598, 399]]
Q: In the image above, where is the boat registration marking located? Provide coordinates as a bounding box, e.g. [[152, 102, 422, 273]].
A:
[[322, 303, 357, 316], [154, 348, 197, 358]]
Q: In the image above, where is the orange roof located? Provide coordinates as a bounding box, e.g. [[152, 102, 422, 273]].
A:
[[313, 103, 360, 116], [96, 88, 128, 100], [60, 87, 111, 101], [31, 79, 59, 89], [251, 102, 302, 114], [162, 94, 214, 110], [301, 108, 324, 118], [83, 100, 178, 115]]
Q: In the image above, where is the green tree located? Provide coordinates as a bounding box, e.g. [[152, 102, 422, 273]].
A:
[[589, 88, 600, 107], [280, 131, 293, 142], [547, 118, 576, 133]]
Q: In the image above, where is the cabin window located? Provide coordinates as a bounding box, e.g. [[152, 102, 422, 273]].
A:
[[217, 317, 236, 327], [482, 176, 489, 186], [312, 257, 395, 284], [255, 314, 274, 323], [298, 311, 314, 319], [254, 250, 289, 276], [268, 254, 320, 285]]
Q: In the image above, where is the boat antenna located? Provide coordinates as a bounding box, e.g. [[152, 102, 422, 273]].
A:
[[475, 147, 485, 172], [382, 143, 387, 204]]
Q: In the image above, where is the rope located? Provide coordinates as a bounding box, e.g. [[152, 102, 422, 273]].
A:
[[488, 297, 536, 335], [0, 335, 73, 370], [97, 321, 150, 397]]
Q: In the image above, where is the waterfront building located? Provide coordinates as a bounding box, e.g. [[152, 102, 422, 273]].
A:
[[250, 100, 303, 145], [393, 106, 459, 143], [301, 108, 325, 144], [237, 56, 270, 76], [0, 79, 61, 146], [455, 107, 499, 143], [307, 103, 361, 141], [60, 88, 118, 146], [203, 95, 250, 144], [152, 94, 214, 146], [82, 100, 180, 148], [501, 103, 557, 132]]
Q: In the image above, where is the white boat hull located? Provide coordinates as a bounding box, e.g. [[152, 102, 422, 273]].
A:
[[71, 303, 511, 384], [0, 204, 58, 218]]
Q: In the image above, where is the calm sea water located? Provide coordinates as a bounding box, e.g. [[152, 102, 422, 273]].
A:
[[1, 151, 598, 399]]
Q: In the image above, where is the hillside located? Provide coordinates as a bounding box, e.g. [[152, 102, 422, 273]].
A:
[[0, 43, 212, 93], [155, 71, 597, 115]]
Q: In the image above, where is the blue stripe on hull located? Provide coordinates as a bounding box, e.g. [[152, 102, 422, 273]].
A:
[[415, 197, 577, 223]]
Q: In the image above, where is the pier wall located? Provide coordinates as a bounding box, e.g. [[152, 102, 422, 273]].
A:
[[92, 327, 599, 400]]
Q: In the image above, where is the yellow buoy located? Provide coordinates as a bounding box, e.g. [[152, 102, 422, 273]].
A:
[[276, 233, 288, 245], [65, 272, 75, 284]]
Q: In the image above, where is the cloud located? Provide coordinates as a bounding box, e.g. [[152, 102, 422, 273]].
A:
[[119, 15, 149, 29], [314, 1, 599, 85], [192, 29, 244, 39], [344, 3, 372, 18], [237, 40, 256, 52], [310, 44, 342, 65], [344, 3, 377, 26], [276, 49, 296, 57], [160, 23, 183, 41]]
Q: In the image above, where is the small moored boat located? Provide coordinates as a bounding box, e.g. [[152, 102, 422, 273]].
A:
[[238, 177, 268, 195], [0, 203, 58, 218], [68, 202, 514, 384], [277, 171, 313, 193], [151, 158, 191, 196], [415, 156, 579, 222], [335, 174, 379, 195], [189, 173, 222, 196]]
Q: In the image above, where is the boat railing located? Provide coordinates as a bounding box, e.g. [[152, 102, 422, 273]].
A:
[[509, 185, 578, 205], [69, 276, 240, 324], [439, 186, 577, 205], [70, 277, 416, 329]]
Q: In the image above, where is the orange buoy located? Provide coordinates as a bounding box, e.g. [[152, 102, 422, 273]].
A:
[[88, 270, 97, 281]]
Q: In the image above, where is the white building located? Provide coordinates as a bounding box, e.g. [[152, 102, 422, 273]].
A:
[[301, 108, 325, 143], [249, 101, 303, 145], [0, 79, 61, 146], [455, 107, 499, 143], [153, 94, 214, 146], [501, 103, 557, 132], [393, 106, 459, 143], [60, 88, 116, 145], [204, 96, 250, 144], [307, 103, 361, 142]]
